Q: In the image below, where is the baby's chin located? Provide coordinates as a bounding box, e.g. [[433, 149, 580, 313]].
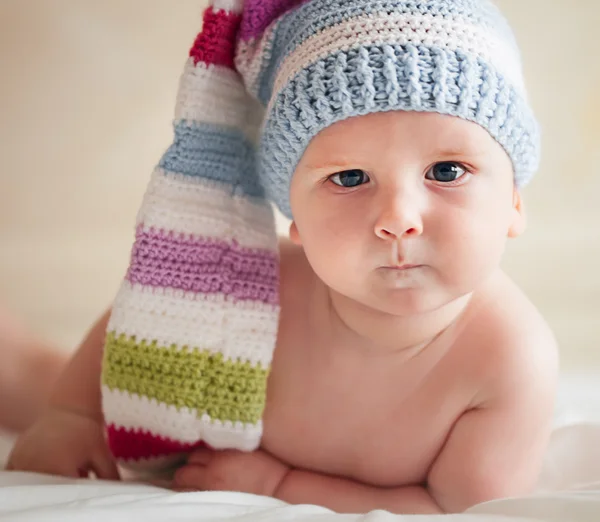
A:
[[348, 275, 465, 317], [368, 290, 451, 317]]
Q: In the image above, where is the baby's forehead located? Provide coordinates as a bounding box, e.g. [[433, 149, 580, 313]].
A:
[[303, 111, 493, 158]]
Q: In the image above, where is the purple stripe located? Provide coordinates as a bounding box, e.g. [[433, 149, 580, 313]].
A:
[[239, 0, 308, 41], [126, 227, 279, 305]]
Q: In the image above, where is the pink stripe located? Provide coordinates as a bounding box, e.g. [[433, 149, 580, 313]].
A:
[[107, 425, 208, 461], [190, 8, 241, 68], [126, 227, 279, 305], [239, 0, 307, 41]]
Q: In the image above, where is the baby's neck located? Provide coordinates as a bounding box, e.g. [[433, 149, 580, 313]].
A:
[[317, 288, 472, 361]]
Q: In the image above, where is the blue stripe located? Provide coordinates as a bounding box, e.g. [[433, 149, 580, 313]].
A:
[[258, 43, 538, 218], [257, 0, 517, 105], [159, 121, 266, 199]]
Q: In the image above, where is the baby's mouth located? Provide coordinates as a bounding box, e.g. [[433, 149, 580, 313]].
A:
[[384, 264, 422, 271]]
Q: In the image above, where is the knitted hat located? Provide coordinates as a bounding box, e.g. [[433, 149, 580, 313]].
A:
[[101, 0, 540, 469]]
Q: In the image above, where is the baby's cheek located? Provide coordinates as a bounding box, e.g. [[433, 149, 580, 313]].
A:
[[304, 227, 363, 287], [450, 219, 507, 285], [308, 234, 349, 277], [304, 211, 355, 256]]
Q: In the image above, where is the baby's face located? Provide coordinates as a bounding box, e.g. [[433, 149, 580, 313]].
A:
[[289, 111, 525, 316]]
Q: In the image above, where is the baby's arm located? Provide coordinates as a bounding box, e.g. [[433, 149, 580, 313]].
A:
[[274, 471, 442, 514], [7, 309, 118, 478], [427, 327, 558, 513], [175, 447, 443, 514], [49, 308, 111, 421], [0, 304, 66, 432]]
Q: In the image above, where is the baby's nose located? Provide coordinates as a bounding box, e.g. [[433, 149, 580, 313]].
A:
[[373, 191, 424, 241]]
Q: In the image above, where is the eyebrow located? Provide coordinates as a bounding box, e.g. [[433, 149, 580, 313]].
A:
[[302, 138, 490, 173], [434, 148, 486, 158], [303, 161, 355, 172], [305, 148, 485, 171]]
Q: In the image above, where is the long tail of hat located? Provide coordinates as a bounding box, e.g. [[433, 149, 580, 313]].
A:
[[100, 0, 280, 470]]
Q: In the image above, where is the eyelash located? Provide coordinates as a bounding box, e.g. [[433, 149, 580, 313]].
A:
[[426, 162, 473, 187], [325, 162, 474, 188], [327, 169, 370, 188]]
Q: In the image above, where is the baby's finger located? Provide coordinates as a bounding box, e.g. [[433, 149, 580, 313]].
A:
[[187, 447, 214, 465], [172, 464, 207, 491], [90, 452, 120, 481]]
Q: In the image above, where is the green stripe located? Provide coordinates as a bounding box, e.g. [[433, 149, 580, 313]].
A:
[[102, 332, 269, 424]]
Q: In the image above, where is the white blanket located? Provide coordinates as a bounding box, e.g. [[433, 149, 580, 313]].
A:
[[0, 471, 599, 522], [1, 374, 599, 521]]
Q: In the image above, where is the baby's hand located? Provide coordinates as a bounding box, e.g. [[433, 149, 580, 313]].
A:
[[6, 408, 119, 480], [173, 448, 289, 497]]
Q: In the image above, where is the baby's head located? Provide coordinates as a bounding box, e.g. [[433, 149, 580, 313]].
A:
[[289, 110, 524, 314], [234, 0, 539, 313]]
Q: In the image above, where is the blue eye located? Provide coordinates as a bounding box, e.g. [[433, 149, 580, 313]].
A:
[[425, 162, 467, 183], [329, 169, 370, 188]]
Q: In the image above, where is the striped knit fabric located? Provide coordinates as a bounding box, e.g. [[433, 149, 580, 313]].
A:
[[101, 0, 539, 470], [101, 0, 279, 470]]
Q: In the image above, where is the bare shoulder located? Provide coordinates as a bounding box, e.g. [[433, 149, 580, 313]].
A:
[[276, 236, 318, 320], [460, 270, 559, 407], [428, 272, 559, 512], [277, 236, 314, 294], [272, 237, 322, 361]]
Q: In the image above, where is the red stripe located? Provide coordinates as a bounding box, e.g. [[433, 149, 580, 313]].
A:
[[190, 8, 242, 68], [107, 425, 208, 461]]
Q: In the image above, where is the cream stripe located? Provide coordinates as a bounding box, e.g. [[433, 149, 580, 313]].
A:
[[103, 386, 262, 451], [235, 22, 279, 98], [210, 0, 244, 14], [136, 168, 278, 251], [175, 59, 263, 143], [271, 11, 524, 109], [108, 282, 278, 366]]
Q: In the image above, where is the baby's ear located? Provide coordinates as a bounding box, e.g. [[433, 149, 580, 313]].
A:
[[508, 188, 526, 238], [289, 221, 302, 245]]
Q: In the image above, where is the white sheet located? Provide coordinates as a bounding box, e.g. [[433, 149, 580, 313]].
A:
[[1, 374, 599, 521], [0, 471, 599, 522]]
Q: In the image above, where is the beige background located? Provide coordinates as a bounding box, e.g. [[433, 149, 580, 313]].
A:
[[0, 1, 598, 371]]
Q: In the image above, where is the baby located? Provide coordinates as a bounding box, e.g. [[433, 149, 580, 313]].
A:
[[7, 0, 559, 515]]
